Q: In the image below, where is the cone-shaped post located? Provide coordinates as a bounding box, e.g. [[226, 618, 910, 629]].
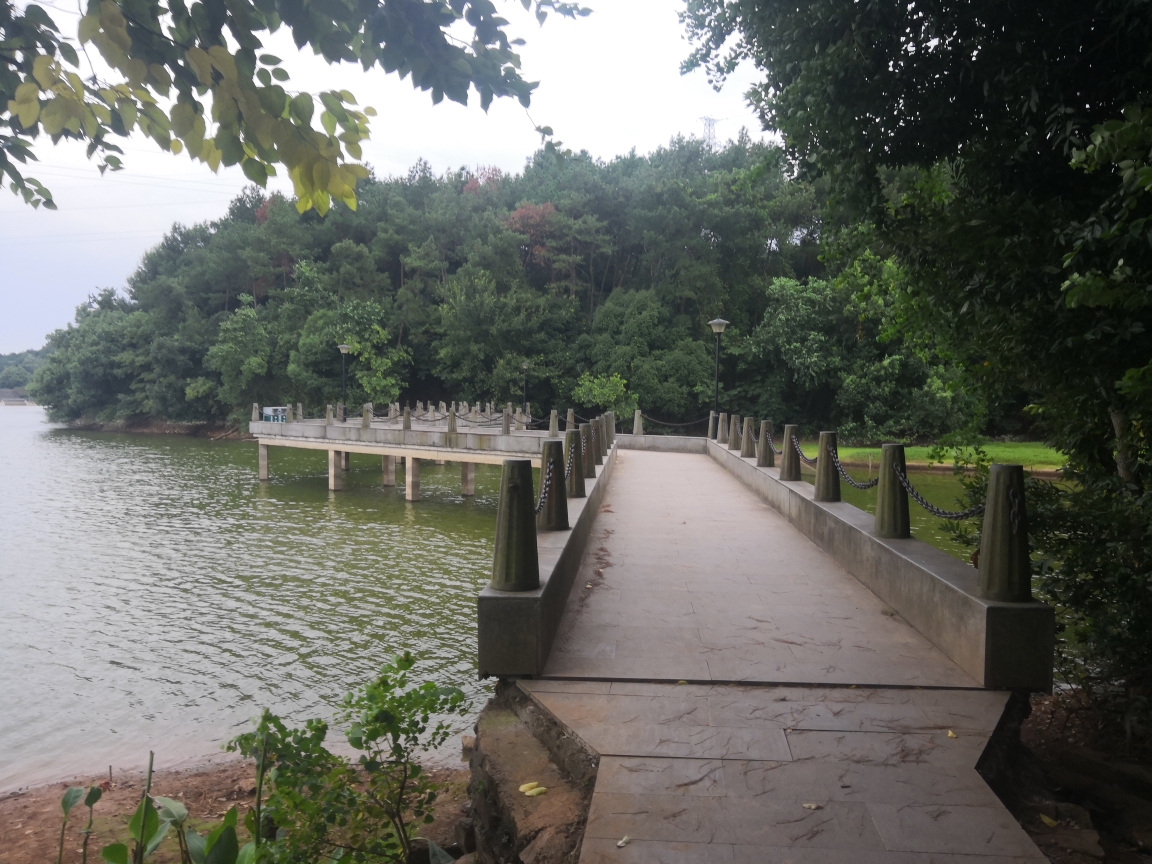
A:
[[297, 402, 304, 421], [757, 421, 775, 467], [536, 439, 569, 531], [501, 408, 511, 435], [337, 403, 346, 422], [728, 414, 742, 450], [740, 417, 756, 458], [978, 465, 1031, 602], [605, 411, 616, 446], [402, 406, 411, 430], [326, 404, 334, 425], [565, 429, 586, 498], [549, 409, 559, 437], [566, 408, 575, 431], [448, 403, 457, 434], [875, 444, 910, 538], [362, 403, 372, 429], [592, 417, 605, 466], [779, 424, 801, 480], [490, 459, 540, 591], [708, 411, 716, 440], [285, 404, 294, 423], [632, 409, 643, 436], [252, 403, 260, 422], [814, 431, 841, 502], [597, 416, 608, 460], [580, 423, 596, 478], [716, 413, 728, 444]]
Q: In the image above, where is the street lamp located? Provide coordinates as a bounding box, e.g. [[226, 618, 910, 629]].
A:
[[337, 343, 351, 413], [521, 361, 530, 417], [708, 318, 728, 436]]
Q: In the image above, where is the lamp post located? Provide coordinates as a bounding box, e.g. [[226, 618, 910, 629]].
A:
[[708, 318, 728, 435], [521, 361, 529, 417], [337, 343, 351, 410]]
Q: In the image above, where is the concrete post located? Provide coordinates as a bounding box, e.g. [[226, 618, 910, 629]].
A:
[[285, 404, 294, 423], [490, 459, 540, 592], [728, 414, 742, 450], [405, 455, 420, 502], [403, 406, 411, 431], [632, 409, 643, 436], [328, 449, 344, 490], [471, 405, 480, 424], [258, 443, 269, 480], [566, 408, 575, 431], [605, 410, 616, 446], [716, 413, 728, 444], [382, 455, 396, 487], [549, 409, 559, 437], [580, 423, 596, 479], [779, 423, 801, 481], [252, 402, 260, 423], [439, 400, 447, 414], [814, 431, 841, 502], [515, 409, 525, 431], [448, 403, 457, 434], [536, 439, 569, 531], [757, 421, 775, 468], [708, 411, 716, 440], [337, 403, 346, 422], [461, 462, 476, 496], [592, 417, 604, 466], [740, 417, 756, 458], [565, 429, 586, 498], [341, 451, 350, 471], [501, 408, 511, 436], [875, 444, 909, 538], [326, 404, 334, 425], [362, 403, 372, 429], [389, 403, 397, 421], [978, 465, 1031, 602]]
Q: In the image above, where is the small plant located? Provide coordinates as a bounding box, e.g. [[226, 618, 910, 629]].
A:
[[58, 784, 103, 864]]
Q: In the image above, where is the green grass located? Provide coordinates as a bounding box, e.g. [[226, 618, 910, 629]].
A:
[[831, 441, 1064, 470]]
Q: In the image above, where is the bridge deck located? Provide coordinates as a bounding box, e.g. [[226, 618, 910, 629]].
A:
[[521, 450, 1043, 863]]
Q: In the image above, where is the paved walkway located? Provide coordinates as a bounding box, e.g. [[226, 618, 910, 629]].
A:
[[522, 450, 1044, 863]]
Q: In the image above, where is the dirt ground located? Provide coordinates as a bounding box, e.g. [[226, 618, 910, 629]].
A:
[[0, 758, 471, 864]]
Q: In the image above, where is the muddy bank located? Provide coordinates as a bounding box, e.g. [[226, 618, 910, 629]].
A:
[[65, 417, 252, 439]]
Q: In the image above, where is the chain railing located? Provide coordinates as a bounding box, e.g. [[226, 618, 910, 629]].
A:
[[892, 464, 985, 520], [564, 439, 577, 480], [791, 435, 818, 466], [641, 413, 710, 428], [830, 447, 879, 490], [765, 432, 782, 455], [534, 457, 555, 515]]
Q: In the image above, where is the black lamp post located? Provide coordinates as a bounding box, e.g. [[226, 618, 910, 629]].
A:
[[708, 318, 728, 436], [337, 343, 351, 411], [521, 361, 529, 416]]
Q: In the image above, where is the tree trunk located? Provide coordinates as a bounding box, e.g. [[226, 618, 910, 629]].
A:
[[1111, 407, 1137, 484]]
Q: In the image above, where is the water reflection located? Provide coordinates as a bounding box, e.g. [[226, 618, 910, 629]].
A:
[[0, 408, 497, 791]]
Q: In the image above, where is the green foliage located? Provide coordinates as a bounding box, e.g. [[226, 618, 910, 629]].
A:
[[572, 372, 635, 416]]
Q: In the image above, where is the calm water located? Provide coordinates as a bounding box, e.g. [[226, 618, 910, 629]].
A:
[[0, 408, 501, 791]]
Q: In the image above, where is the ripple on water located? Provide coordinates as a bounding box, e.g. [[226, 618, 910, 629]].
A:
[[0, 408, 498, 791]]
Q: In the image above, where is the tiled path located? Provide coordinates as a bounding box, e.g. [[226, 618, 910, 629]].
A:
[[522, 450, 1044, 863]]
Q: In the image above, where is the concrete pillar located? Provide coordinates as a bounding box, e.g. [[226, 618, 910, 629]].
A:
[[501, 408, 511, 436], [592, 417, 604, 466], [515, 409, 525, 431], [252, 402, 260, 422], [779, 424, 801, 481], [977, 465, 1031, 602], [297, 402, 304, 420], [566, 408, 575, 431], [461, 461, 475, 496], [632, 409, 643, 436], [362, 403, 372, 428], [439, 401, 447, 414], [448, 403, 457, 434], [728, 414, 742, 450], [337, 403, 346, 422], [549, 409, 559, 437], [403, 406, 411, 430], [405, 455, 420, 502], [875, 444, 909, 538], [537, 439, 569, 531], [382, 455, 396, 487], [471, 405, 480, 424], [740, 417, 755, 458], [328, 449, 344, 491], [341, 451, 350, 471], [565, 429, 586, 498], [605, 411, 616, 447], [708, 411, 716, 440], [326, 404, 334, 425], [814, 431, 840, 502], [490, 459, 540, 591], [598, 416, 608, 459], [285, 404, 294, 423], [389, 403, 397, 420], [757, 420, 775, 468], [716, 413, 728, 443], [580, 423, 596, 479], [258, 443, 269, 480]]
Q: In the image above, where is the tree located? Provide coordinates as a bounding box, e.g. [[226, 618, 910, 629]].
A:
[[2, 0, 586, 211]]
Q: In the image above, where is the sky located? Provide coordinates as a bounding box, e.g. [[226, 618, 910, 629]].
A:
[[0, 0, 766, 354]]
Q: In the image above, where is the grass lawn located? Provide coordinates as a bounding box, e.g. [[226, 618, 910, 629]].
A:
[[831, 441, 1064, 470]]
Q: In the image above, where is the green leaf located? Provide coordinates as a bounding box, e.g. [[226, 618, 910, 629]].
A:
[[128, 796, 160, 844], [59, 42, 79, 65], [153, 796, 188, 825], [321, 111, 337, 136], [101, 844, 129, 864], [258, 54, 281, 65], [61, 786, 84, 816], [185, 830, 207, 864], [290, 93, 313, 125], [85, 786, 104, 808], [144, 820, 171, 857], [236, 841, 256, 864], [271, 67, 289, 81], [241, 158, 269, 186], [256, 68, 271, 86], [204, 825, 239, 864]]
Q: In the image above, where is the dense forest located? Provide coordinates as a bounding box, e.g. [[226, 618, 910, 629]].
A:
[[29, 136, 997, 442]]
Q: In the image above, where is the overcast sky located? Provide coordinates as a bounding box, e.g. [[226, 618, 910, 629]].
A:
[[0, 0, 765, 354]]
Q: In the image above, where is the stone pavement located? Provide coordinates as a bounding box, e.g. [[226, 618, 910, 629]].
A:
[[524, 450, 1044, 863]]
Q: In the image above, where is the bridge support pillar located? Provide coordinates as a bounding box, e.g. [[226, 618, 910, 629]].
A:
[[382, 455, 396, 487], [258, 443, 269, 480], [341, 451, 350, 471], [779, 424, 801, 481], [405, 456, 420, 501], [814, 431, 841, 502], [461, 462, 476, 496], [328, 449, 345, 491]]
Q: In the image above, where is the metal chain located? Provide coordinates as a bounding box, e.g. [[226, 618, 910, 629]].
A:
[[892, 465, 985, 520], [643, 414, 711, 427], [830, 447, 879, 490], [765, 432, 782, 455], [1009, 487, 1022, 534], [564, 439, 576, 480], [534, 457, 555, 515], [791, 435, 818, 466]]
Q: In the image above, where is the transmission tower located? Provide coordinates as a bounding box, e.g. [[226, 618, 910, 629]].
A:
[[700, 116, 718, 149]]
